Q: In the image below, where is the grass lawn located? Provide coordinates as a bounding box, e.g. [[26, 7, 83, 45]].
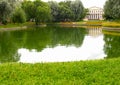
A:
[[58, 21, 120, 27], [102, 21, 120, 27], [0, 22, 35, 29], [0, 21, 120, 29], [0, 58, 120, 85]]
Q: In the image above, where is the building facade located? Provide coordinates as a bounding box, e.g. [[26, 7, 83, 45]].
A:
[[84, 6, 104, 20]]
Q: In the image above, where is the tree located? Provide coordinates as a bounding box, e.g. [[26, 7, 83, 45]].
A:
[[35, 6, 51, 25], [34, 0, 51, 25], [48, 1, 59, 22], [0, 1, 12, 24], [48, 0, 85, 22], [70, 0, 85, 21], [22, 0, 51, 25], [5, 0, 21, 10], [21, 1, 35, 21], [58, 4, 73, 22], [11, 8, 26, 23], [104, 0, 120, 20]]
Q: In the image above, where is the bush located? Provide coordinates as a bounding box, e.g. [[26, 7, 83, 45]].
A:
[[11, 8, 26, 24]]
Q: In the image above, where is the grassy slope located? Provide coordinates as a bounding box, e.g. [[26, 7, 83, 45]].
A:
[[58, 21, 120, 27], [0, 58, 120, 85], [102, 21, 120, 27], [0, 21, 120, 29], [0, 22, 34, 29]]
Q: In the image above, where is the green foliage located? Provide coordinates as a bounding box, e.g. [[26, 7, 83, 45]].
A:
[[5, 0, 21, 10], [22, 0, 51, 25], [0, 58, 120, 84], [70, 0, 85, 21], [34, 1, 51, 25], [11, 8, 26, 23], [21, 1, 35, 21], [0, 1, 12, 24], [48, 0, 85, 22], [58, 3, 73, 22], [104, 0, 120, 20], [48, 1, 59, 22], [0, 0, 21, 25]]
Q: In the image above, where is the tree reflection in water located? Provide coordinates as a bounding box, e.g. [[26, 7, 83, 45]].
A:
[[0, 26, 86, 63], [104, 32, 120, 58], [1, 26, 120, 63]]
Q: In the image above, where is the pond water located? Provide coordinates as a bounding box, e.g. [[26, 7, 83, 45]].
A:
[[0, 26, 120, 63]]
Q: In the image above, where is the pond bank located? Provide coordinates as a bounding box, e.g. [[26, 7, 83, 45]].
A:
[[102, 27, 120, 32], [0, 26, 27, 32], [0, 21, 120, 32], [57, 21, 120, 27], [0, 58, 120, 84]]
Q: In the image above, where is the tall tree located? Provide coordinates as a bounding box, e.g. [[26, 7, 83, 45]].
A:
[[104, 0, 120, 20], [22, 0, 51, 25], [0, 1, 12, 24], [58, 1, 74, 22], [70, 0, 85, 21], [48, 1, 59, 22], [5, 0, 21, 10], [48, 0, 85, 22], [21, 1, 35, 21], [34, 0, 51, 25], [11, 8, 26, 23]]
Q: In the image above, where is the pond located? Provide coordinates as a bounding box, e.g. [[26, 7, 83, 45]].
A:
[[0, 26, 120, 63]]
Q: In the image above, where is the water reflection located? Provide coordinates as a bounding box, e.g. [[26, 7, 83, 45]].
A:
[[0, 32, 20, 63], [0, 26, 119, 63], [86, 26, 102, 37], [18, 35, 105, 63], [104, 32, 120, 58], [0, 26, 86, 63]]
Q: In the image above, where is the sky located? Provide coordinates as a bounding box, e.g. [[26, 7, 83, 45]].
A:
[[42, 0, 107, 8]]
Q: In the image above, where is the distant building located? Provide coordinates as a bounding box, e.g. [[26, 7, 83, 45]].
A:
[[84, 6, 104, 21]]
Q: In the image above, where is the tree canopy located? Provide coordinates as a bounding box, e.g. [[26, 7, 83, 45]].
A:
[[104, 0, 120, 20], [22, 0, 51, 25], [0, 0, 86, 25], [11, 8, 26, 23], [0, 1, 12, 24], [0, 0, 21, 24], [48, 0, 85, 22]]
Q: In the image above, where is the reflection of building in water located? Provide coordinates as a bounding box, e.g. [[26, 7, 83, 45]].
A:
[[86, 26, 102, 37], [84, 6, 104, 20]]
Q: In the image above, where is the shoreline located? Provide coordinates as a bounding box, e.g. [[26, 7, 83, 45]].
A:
[[0, 26, 28, 32], [0, 21, 120, 32]]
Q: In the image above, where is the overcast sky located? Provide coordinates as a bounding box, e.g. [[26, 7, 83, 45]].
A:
[[42, 0, 106, 8]]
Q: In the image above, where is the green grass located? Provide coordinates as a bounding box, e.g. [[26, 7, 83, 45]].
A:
[[86, 21, 102, 26], [0, 58, 120, 85], [0, 22, 35, 29], [1, 21, 120, 29], [0, 23, 24, 28], [102, 21, 120, 27], [59, 21, 120, 27]]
